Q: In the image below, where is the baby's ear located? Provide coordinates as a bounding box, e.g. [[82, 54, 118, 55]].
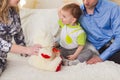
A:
[[72, 18, 77, 24]]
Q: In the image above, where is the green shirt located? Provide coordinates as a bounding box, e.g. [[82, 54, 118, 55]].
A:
[[58, 20, 86, 49]]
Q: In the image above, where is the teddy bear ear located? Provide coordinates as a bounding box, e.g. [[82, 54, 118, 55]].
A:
[[52, 48, 60, 53]]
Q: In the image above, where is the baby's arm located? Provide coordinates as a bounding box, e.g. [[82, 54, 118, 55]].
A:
[[74, 45, 84, 56], [53, 41, 60, 48], [68, 31, 86, 60], [67, 45, 84, 60]]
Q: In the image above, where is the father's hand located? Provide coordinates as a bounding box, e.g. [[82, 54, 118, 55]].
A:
[[87, 55, 103, 64]]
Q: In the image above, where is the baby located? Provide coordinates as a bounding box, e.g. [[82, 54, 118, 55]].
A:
[[55, 3, 93, 66]]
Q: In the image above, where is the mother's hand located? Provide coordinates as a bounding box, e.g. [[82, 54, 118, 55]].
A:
[[28, 44, 42, 55]]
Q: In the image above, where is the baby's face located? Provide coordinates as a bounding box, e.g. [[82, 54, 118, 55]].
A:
[[60, 10, 75, 25]]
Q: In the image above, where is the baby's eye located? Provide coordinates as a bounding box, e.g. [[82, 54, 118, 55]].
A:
[[63, 15, 66, 18]]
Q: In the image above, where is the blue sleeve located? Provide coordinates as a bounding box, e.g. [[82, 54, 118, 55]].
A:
[[100, 6, 120, 60]]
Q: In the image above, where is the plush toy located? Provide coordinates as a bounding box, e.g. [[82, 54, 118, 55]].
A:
[[28, 30, 62, 72]]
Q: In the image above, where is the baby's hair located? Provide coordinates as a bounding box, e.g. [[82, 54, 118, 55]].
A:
[[62, 3, 82, 22]]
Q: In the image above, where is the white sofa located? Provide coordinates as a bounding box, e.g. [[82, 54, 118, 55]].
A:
[[1, 8, 120, 80]]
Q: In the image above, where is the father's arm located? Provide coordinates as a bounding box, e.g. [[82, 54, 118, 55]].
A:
[[100, 5, 120, 61]]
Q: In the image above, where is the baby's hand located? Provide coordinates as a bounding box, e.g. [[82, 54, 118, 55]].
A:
[[67, 54, 78, 60], [53, 42, 60, 48]]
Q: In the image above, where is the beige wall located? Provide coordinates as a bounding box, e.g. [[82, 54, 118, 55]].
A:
[[19, 0, 120, 9], [20, 0, 63, 9], [63, 0, 82, 4], [111, 0, 120, 5], [19, 0, 82, 9], [36, 0, 63, 9]]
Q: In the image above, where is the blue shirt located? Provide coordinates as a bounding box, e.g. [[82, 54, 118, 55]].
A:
[[79, 0, 120, 60]]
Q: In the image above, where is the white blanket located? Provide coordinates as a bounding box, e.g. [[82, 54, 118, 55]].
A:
[[0, 53, 120, 80]]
